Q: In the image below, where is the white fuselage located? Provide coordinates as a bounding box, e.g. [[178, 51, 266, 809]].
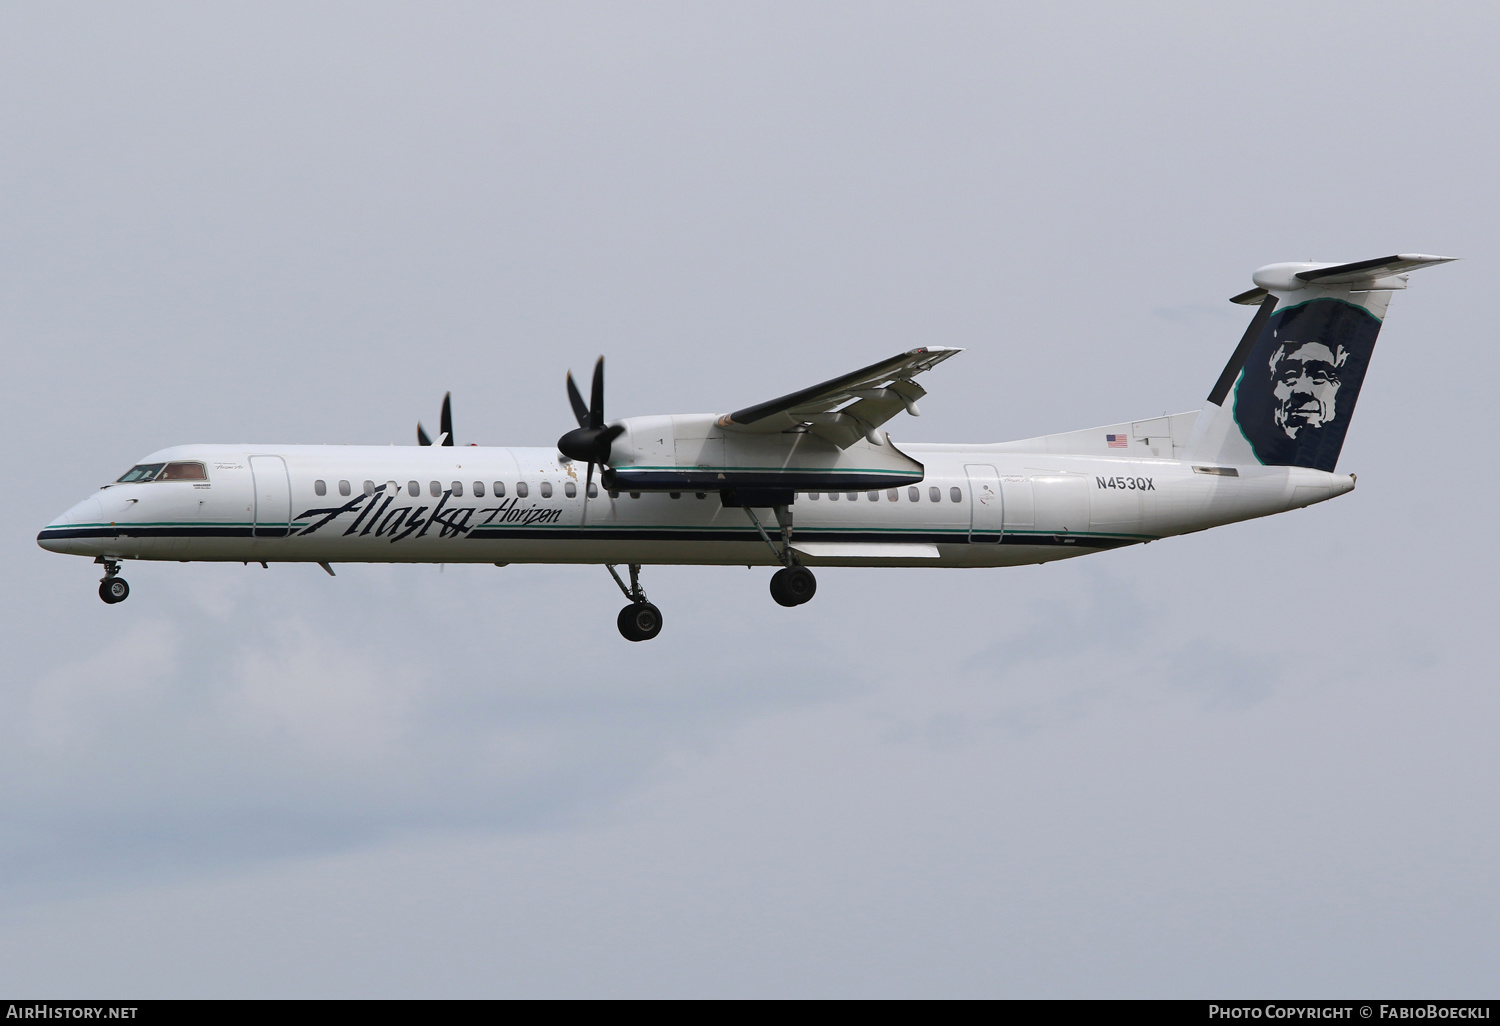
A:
[[38, 441, 1354, 570]]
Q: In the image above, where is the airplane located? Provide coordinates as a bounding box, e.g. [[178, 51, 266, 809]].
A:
[[38, 253, 1453, 641]]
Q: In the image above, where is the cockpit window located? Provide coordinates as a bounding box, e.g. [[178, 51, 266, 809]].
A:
[[115, 461, 207, 483], [117, 464, 165, 483]]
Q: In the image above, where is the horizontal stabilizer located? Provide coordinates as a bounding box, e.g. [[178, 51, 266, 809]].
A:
[[1231, 255, 1456, 303], [1295, 254, 1456, 284], [1237, 254, 1456, 298]]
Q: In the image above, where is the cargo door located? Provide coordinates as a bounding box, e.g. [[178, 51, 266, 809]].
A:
[[1031, 474, 1089, 535]]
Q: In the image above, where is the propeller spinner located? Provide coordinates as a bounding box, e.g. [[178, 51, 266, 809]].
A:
[[558, 357, 624, 501]]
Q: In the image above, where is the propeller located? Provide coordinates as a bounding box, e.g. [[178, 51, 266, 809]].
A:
[[418, 392, 455, 446], [558, 357, 624, 503]]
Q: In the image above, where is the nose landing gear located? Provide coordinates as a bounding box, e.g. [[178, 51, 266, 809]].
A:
[[97, 559, 129, 604]]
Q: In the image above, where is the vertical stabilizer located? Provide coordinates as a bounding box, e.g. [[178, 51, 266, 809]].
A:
[[1187, 255, 1453, 471]]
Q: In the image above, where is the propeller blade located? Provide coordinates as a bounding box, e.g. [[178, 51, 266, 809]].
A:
[[582, 461, 595, 525], [417, 423, 431, 446], [589, 357, 605, 429], [566, 372, 590, 429], [440, 392, 454, 446], [559, 356, 620, 465]]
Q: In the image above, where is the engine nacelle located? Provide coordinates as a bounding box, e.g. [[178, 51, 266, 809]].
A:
[[602, 414, 925, 501]]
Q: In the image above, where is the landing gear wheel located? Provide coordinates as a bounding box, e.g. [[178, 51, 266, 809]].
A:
[[99, 577, 130, 604], [617, 602, 663, 642], [770, 566, 817, 607]]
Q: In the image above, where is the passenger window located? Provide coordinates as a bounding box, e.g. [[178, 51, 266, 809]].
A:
[[950, 486, 962, 503], [429, 481, 441, 497], [868, 490, 880, 501], [669, 491, 680, 499], [609, 490, 619, 498], [846, 491, 858, 501], [565, 482, 577, 498], [116, 463, 165, 483], [314, 480, 327, 496], [540, 481, 553, 498], [473, 481, 485, 497], [887, 489, 899, 501], [158, 462, 208, 481], [630, 492, 641, 499], [493, 482, 505, 497], [828, 491, 839, 501], [452, 481, 463, 497], [363, 480, 375, 496], [908, 486, 920, 502], [387, 482, 398, 496], [408, 481, 420, 497], [808, 492, 820, 500], [516, 482, 529, 498], [929, 486, 941, 502], [339, 480, 351, 496], [695, 492, 706, 499], [588, 483, 599, 498]]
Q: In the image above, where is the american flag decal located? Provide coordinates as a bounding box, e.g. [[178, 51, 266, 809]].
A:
[[1106, 433, 1128, 448]]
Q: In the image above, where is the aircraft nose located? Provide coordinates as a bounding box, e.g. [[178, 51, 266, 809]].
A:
[[37, 495, 104, 554]]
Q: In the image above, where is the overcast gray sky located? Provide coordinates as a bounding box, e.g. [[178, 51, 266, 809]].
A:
[[1, 1, 1495, 997]]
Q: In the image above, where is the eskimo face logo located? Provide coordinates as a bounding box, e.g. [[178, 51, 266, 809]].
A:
[[1233, 297, 1381, 472], [1269, 340, 1348, 439]]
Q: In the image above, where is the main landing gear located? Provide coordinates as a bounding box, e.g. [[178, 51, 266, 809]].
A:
[[606, 563, 663, 642], [602, 500, 820, 640], [97, 558, 129, 604], [769, 565, 817, 607], [743, 503, 818, 608]]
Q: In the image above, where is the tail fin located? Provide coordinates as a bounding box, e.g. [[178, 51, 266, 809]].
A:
[[1187, 254, 1454, 471]]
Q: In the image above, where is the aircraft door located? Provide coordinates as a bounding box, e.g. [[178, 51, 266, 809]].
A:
[[1031, 474, 1089, 535], [964, 464, 1003, 542], [1001, 476, 1035, 533], [250, 455, 292, 537]]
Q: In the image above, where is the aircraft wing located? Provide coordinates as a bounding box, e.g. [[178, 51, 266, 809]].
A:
[[716, 346, 962, 448]]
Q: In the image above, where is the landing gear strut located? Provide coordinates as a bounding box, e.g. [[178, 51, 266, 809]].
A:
[[97, 558, 129, 604], [607, 563, 662, 642], [743, 503, 818, 608]]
